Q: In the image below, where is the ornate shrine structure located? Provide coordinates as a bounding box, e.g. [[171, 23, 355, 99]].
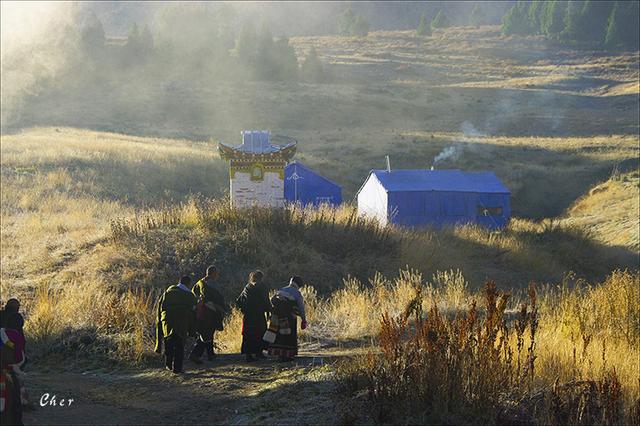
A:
[[218, 131, 297, 208]]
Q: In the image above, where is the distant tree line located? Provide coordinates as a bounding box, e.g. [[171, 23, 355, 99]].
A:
[[339, 7, 370, 37], [410, 1, 638, 50], [77, 5, 327, 84], [29, 0, 640, 102], [502, 1, 639, 49], [415, 3, 494, 37]]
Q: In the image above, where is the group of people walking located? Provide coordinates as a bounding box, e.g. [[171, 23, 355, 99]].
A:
[[154, 265, 307, 374], [0, 266, 307, 423]]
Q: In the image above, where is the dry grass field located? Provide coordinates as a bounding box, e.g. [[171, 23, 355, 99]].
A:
[[1, 26, 638, 425], [564, 170, 639, 251], [0, 127, 226, 294]]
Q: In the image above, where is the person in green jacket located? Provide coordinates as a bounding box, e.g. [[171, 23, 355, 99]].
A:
[[155, 276, 197, 374], [189, 265, 226, 363]]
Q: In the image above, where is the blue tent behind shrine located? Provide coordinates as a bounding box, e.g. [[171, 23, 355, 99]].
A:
[[284, 161, 342, 207], [356, 169, 510, 229]]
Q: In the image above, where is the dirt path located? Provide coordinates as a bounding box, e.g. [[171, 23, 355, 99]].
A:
[[22, 348, 347, 425]]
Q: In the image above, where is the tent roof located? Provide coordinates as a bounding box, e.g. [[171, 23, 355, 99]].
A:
[[361, 169, 510, 194], [286, 161, 341, 188]]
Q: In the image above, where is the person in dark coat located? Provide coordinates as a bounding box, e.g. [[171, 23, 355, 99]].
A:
[[236, 270, 271, 362], [1, 299, 24, 339], [1, 299, 27, 368], [154, 276, 197, 374], [189, 265, 226, 363]]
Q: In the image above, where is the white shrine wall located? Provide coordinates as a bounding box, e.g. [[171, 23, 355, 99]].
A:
[[230, 171, 285, 208]]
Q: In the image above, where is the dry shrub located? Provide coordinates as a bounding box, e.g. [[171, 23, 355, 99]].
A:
[[535, 269, 640, 422], [372, 281, 525, 422], [25, 280, 157, 364], [304, 269, 426, 342], [339, 277, 635, 425], [546, 270, 639, 348]]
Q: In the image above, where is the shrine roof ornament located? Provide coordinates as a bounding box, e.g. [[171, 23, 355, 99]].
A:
[[218, 130, 297, 161]]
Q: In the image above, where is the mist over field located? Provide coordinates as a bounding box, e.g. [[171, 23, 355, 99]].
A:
[[0, 1, 579, 138], [1, 2, 639, 425]]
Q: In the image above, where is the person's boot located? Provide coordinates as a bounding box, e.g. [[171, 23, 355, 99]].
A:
[[255, 351, 266, 359]]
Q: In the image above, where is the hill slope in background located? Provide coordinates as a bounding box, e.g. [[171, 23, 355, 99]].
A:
[[2, 128, 637, 312], [564, 168, 639, 251], [5, 27, 637, 220]]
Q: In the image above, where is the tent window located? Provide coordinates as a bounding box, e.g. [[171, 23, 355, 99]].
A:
[[477, 206, 503, 216]]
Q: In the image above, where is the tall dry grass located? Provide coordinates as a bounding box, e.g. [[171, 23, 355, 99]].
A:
[[106, 196, 627, 298], [0, 127, 226, 297], [336, 269, 639, 424], [25, 280, 158, 364]]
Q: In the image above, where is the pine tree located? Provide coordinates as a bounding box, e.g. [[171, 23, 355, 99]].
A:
[[128, 23, 140, 45], [527, 1, 545, 34], [604, 2, 622, 46], [416, 12, 431, 36], [502, 1, 532, 36], [274, 37, 299, 81], [339, 7, 356, 36], [123, 23, 152, 65], [430, 10, 451, 31], [300, 47, 325, 83], [605, 2, 639, 48], [80, 13, 105, 58], [540, 1, 567, 38], [256, 24, 277, 80], [235, 23, 258, 66], [560, 1, 581, 41], [469, 3, 486, 28], [577, 0, 614, 43], [352, 15, 370, 36], [338, 6, 369, 37]]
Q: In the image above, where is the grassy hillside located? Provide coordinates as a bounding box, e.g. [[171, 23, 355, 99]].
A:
[[564, 169, 640, 251], [2, 127, 636, 299], [0, 128, 226, 291]]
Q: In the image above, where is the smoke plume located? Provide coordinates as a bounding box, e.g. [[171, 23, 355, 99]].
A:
[[432, 120, 485, 168]]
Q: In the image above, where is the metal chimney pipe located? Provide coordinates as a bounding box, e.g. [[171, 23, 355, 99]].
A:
[[386, 155, 391, 172]]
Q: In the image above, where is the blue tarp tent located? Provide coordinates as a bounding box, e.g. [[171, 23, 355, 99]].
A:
[[284, 162, 342, 207], [356, 169, 510, 229]]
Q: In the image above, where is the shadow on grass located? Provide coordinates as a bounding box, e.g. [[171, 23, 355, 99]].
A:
[[24, 349, 341, 425]]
